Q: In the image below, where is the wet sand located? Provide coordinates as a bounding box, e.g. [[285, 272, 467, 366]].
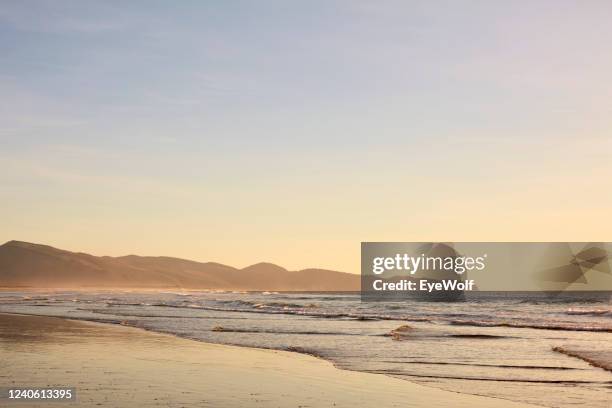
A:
[[0, 313, 537, 407]]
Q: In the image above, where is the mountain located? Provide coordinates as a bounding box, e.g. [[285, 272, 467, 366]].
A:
[[0, 241, 359, 291]]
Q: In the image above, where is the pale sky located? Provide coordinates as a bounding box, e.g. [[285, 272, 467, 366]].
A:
[[1, 1, 612, 273]]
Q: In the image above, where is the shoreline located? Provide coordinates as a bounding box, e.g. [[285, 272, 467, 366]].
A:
[[0, 312, 539, 408]]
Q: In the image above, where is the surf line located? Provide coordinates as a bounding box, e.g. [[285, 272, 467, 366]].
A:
[[372, 279, 476, 292]]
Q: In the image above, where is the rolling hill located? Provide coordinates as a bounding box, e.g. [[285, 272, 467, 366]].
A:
[[0, 240, 359, 291]]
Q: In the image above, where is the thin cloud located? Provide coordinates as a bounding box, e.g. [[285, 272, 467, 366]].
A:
[[0, 1, 128, 33]]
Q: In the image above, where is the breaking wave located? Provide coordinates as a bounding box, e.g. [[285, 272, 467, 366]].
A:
[[553, 346, 612, 373], [450, 319, 612, 333], [565, 308, 612, 317]]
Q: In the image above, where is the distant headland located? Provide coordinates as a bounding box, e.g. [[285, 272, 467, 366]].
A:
[[0, 240, 359, 291]]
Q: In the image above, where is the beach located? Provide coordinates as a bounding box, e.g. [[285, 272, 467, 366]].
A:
[[0, 313, 538, 408]]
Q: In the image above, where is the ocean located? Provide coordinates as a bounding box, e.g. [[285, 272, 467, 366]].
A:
[[0, 291, 610, 408]]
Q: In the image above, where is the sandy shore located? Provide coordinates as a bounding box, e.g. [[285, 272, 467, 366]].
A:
[[0, 313, 537, 408]]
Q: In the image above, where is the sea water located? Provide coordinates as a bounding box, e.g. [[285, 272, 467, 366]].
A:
[[0, 291, 610, 408]]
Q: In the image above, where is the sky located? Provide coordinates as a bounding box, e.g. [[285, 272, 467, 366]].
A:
[[1, 1, 612, 273]]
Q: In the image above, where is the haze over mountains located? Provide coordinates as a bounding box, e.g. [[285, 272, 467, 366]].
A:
[[0, 241, 359, 291]]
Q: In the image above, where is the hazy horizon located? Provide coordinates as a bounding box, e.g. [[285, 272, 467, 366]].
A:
[[2, 1, 612, 273]]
